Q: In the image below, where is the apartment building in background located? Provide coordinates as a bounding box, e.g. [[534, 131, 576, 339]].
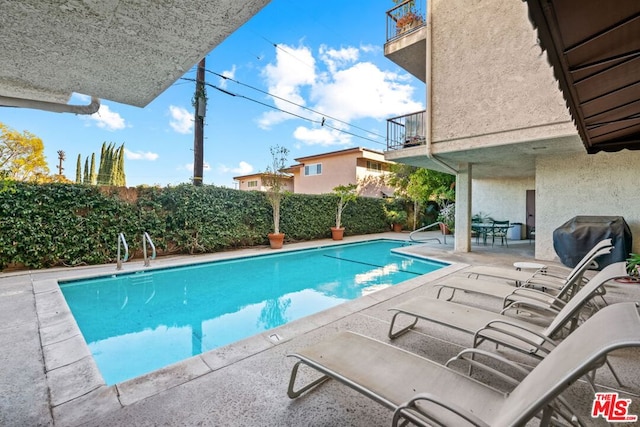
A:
[[235, 147, 395, 197]]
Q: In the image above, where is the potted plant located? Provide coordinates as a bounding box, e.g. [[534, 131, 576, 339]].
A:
[[331, 184, 358, 240], [264, 145, 289, 249], [626, 253, 640, 277], [437, 202, 455, 235], [396, 11, 424, 34], [384, 207, 408, 232]]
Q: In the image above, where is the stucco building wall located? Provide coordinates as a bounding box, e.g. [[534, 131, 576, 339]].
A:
[[430, 0, 573, 145], [472, 177, 534, 227], [535, 150, 640, 261], [294, 153, 358, 195]]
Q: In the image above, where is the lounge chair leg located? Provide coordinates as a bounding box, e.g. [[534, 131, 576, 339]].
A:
[[606, 358, 625, 388], [435, 286, 456, 301], [287, 361, 331, 398], [388, 312, 419, 339]]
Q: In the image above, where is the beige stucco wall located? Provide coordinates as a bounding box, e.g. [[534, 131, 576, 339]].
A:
[[535, 150, 640, 261], [293, 150, 392, 196], [430, 0, 572, 145], [235, 175, 293, 192], [294, 153, 358, 195], [472, 177, 534, 232]]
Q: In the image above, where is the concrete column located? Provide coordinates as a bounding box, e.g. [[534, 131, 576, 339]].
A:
[[454, 162, 472, 252]]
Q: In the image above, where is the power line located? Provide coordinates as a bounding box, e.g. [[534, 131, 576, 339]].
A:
[[206, 69, 388, 141], [179, 77, 386, 146]]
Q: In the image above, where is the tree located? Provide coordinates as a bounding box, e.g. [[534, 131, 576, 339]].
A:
[[387, 164, 455, 229], [95, 142, 126, 186], [89, 153, 96, 185], [0, 122, 50, 182], [83, 157, 90, 183], [75, 154, 82, 183]]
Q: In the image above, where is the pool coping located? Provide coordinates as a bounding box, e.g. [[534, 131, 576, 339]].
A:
[[31, 235, 468, 425]]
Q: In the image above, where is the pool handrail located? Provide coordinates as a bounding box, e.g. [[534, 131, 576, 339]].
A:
[[117, 232, 129, 270], [142, 232, 157, 267], [409, 222, 444, 244]]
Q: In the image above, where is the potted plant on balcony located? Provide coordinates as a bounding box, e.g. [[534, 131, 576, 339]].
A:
[[396, 11, 424, 34], [392, 0, 424, 35], [265, 145, 289, 249], [331, 183, 358, 240]]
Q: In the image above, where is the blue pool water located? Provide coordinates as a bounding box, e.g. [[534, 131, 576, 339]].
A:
[[60, 240, 446, 384]]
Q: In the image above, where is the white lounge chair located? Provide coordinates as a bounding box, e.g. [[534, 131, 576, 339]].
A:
[[462, 238, 613, 289], [432, 244, 614, 314], [287, 302, 640, 426], [388, 262, 626, 360]]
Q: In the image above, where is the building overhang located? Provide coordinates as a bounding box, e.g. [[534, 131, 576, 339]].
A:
[[524, 0, 640, 153], [0, 0, 270, 110]]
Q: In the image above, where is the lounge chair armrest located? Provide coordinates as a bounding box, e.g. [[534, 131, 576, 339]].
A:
[[474, 319, 559, 356], [504, 288, 566, 309], [445, 348, 531, 387], [393, 392, 491, 427], [500, 299, 561, 317], [523, 277, 564, 290]]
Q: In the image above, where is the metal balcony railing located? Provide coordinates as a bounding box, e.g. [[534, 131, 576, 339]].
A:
[[387, 110, 426, 151], [386, 0, 427, 42]]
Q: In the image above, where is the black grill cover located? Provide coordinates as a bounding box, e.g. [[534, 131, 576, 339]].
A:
[[552, 216, 632, 269]]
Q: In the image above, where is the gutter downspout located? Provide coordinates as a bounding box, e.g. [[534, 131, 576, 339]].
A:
[[0, 95, 100, 115], [424, 1, 457, 175]]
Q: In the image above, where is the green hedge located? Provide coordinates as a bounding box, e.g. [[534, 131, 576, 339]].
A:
[[0, 182, 388, 270]]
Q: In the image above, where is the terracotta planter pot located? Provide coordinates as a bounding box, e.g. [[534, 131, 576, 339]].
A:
[[439, 223, 452, 235], [268, 233, 285, 249], [392, 223, 403, 232], [330, 227, 345, 241]]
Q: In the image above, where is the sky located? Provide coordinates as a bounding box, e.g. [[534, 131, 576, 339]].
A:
[[0, 0, 425, 188]]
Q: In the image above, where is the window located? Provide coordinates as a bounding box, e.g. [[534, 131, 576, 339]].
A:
[[366, 161, 382, 171], [247, 180, 258, 188], [304, 163, 322, 176]]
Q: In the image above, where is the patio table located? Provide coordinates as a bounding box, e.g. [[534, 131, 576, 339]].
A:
[[472, 223, 513, 246]]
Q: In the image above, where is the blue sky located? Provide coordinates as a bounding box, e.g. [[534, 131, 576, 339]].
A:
[[1, 0, 425, 188]]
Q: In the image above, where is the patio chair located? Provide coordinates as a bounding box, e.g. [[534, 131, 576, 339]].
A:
[[387, 262, 626, 360], [488, 220, 510, 247], [287, 302, 640, 427], [462, 238, 613, 290], [431, 244, 614, 313]]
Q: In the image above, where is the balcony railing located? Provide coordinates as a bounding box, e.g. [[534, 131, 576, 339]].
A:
[[386, 0, 427, 42], [387, 110, 426, 151]]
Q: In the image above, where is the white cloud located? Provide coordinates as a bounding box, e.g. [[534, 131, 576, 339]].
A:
[[219, 65, 237, 89], [89, 105, 126, 131], [312, 62, 423, 122], [168, 105, 193, 134], [124, 148, 159, 161], [218, 161, 254, 175], [293, 125, 352, 147], [257, 42, 424, 146], [258, 44, 317, 129], [319, 45, 359, 74]]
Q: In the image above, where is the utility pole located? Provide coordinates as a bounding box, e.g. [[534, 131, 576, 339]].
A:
[[193, 58, 206, 186], [56, 150, 66, 175]]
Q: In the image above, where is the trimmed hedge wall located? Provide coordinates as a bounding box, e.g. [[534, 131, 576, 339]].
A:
[[0, 182, 388, 270]]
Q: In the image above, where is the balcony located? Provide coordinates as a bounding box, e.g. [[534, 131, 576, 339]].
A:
[[384, 0, 427, 82], [386, 110, 426, 151]]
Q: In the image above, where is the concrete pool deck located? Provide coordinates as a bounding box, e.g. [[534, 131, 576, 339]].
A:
[[2, 232, 640, 426]]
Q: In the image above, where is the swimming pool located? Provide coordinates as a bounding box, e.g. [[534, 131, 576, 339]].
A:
[[59, 240, 446, 384]]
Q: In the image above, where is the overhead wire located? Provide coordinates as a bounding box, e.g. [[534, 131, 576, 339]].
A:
[[206, 69, 388, 141], [179, 77, 386, 146]]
